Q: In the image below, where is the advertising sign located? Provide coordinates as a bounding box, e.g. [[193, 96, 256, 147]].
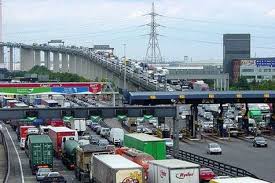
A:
[[0, 87, 51, 95], [51, 87, 88, 94], [89, 84, 102, 93], [116, 169, 142, 183], [256, 60, 275, 67]]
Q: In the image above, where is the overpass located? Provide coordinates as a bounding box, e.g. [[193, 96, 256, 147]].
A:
[[0, 42, 160, 91]]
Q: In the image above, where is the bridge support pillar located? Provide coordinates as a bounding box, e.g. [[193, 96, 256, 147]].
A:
[[53, 52, 60, 72], [89, 61, 94, 80], [0, 46, 4, 65], [34, 50, 41, 66], [190, 104, 198, 138], [44, 51, 50, 69], [20, 48, 34, 71], [84, 59, 89, 79], [76, 57, 82, 76], [61, 54, 69, 72], [173, 115, 179, 158], [9, 47, 14, 71], [217, 104, 224, 137]]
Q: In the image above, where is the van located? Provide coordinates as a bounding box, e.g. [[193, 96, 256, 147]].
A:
[[100, 128, 110, 137]]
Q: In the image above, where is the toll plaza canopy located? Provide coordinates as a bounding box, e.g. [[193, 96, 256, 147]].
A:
[[0, 82, 104, 95], [125, 91, 275, 105]]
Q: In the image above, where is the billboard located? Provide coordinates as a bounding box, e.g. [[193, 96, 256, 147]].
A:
[[51, 87, 89, 94], [0, 87, 51, 95], [240, 59, 275, 67], [89, 83, 102, 93]]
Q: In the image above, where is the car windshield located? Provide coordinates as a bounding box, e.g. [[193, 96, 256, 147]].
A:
[[210, 143, 220, 148], [39, 168, 50, 173], [255, 137, 265, 141], [48, 172, 60, 177]]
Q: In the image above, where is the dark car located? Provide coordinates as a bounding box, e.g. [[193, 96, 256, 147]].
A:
[[253, 137, 267, 147]]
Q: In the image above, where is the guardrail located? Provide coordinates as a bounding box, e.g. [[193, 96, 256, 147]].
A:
[[0, 129, 9, 183], [166, 147, 258, 178]]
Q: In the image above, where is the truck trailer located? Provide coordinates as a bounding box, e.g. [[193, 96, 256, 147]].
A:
[[19, 125, 35, 149], [48, 126, 78, 158], [62, 140, 79, 169], [124, 133, 166, 160], [75, 144, 115, 182], [148, 159, 200, 183], [26, 135, 53, 175], [91, 154, 144, 183]]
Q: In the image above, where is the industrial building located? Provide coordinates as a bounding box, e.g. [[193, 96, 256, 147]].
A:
[[223, 34, 251, 78], [232, 58, 275, 82]]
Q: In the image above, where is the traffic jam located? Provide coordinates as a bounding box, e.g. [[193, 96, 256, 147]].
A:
[[3, 104, 271, 183]]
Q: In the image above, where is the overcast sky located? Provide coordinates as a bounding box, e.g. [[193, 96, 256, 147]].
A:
[[3, 0, 275, 61]]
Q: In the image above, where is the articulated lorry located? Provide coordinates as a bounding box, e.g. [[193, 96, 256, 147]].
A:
[[61, 140, 79, 169], [91, 154, 144, 183], [25, 135, 53, 175], [75, 144, 114, 182]]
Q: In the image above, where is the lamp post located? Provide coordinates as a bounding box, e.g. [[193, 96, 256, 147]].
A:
[[123, 44, 127, 90]]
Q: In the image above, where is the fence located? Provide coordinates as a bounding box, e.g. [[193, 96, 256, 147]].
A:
[[0, 129, 9, 183]]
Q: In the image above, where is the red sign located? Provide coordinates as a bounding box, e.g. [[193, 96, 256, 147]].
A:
[[89, 84, 102, 93], [0, 82, 100, 88]]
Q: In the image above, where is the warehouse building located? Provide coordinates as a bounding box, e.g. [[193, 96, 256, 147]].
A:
[[232, 58, 275, 82]]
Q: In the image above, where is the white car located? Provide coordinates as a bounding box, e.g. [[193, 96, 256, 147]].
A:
[[207, 143, 222, 155], [164, 138, 174, 147]]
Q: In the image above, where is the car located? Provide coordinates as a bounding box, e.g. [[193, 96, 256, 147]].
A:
[[136, 125, 144, 133], [92, 124, 101, 131], [90, 135, 99, 144], [207, 143, 222, 155], [96, 126, 102, 135], [200, 168, 216, 182], [41, 172, 67, 183], [100, 128, 110, 137], [36, 168, 51, 181], [164, 138, 173, 147], [97, 138, 109, 147], [253, 137, 268, 147], [144, 128, 153, 135], [204, 112, 212, 120]]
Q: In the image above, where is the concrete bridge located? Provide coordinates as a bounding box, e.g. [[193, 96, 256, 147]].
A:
[[0, 43, 159, 91]]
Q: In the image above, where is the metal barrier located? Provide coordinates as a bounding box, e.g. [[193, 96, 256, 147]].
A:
[[0, 129, 9, 183], [166, 147, 258, 178]]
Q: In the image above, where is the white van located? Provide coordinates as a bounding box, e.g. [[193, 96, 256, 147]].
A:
[[108, 128, 124, 146]]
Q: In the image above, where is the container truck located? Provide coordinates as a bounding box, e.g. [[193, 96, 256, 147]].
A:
[[75, 144, 115, 182], [19, 125, 35, 149], [116, 147, 154, 180], [61, 140, 79, 169], [48, 126, 78, 158], [91, 154, 144, 183], [25, 135, 53, 175], [209, 177, 269, 183], [124, 133, 166, 160], [69, 118, 87, 135], [148, 159, 200, 183], [46, 119, 64, 127]]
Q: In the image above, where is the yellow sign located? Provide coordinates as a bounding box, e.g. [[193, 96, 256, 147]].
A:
[[179, 95, 185, 99], [264, 93, 270, 98], [149, 95, 156, 99], [208, 94, 215, 99], [236, 93, 242, 98]]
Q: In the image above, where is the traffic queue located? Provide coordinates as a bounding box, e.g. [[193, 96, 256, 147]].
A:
[[7, 115, 270, 183]]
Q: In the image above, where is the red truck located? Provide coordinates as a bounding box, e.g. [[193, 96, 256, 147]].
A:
[[19, 125, 35, 149], [46, 119, 64, 127], [48, 127, 78, 158]]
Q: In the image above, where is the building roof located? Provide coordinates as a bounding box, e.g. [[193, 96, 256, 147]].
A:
[[94, 154, 142, 169], [149, 159, 200, 169], [125, 133, 164, 142]]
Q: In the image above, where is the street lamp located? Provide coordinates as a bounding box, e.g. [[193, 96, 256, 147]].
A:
[[123, 44, 127, 90]]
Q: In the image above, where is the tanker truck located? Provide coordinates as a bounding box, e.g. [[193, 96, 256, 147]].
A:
[[61, 140, 80, 169]]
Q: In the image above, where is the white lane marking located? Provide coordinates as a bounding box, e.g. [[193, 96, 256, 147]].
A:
[[5, 127, 25, 183]]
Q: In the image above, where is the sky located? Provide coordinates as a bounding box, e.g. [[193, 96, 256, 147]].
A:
[[3, 0, 275, 62]]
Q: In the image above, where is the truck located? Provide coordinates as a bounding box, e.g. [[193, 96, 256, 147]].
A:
[[108, 128, 124, 146], [124, 133, 166, 160], [25, 135, 53, 175], [46, 119, 64, 127], [75, 144, 115, 182], [91, 154, 144, 183], [209, 177, 269, 183], [148, 159, 200, 183], [116, 147, 154, 180], [70, 118, 87, 135], [19, 125, 35, 149], [48, 126, 78, 158], [61, 140, 79, 169]]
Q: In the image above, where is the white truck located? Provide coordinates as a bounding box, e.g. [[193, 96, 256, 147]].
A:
[[91, 154, 144, 183], [108, 128, 124, 146], [210, 177, 269, 183], [70, 118, 87, 135], [148, 159, 200, 183]]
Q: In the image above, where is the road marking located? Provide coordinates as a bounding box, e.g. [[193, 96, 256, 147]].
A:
[[5, 127, 25, 183]]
